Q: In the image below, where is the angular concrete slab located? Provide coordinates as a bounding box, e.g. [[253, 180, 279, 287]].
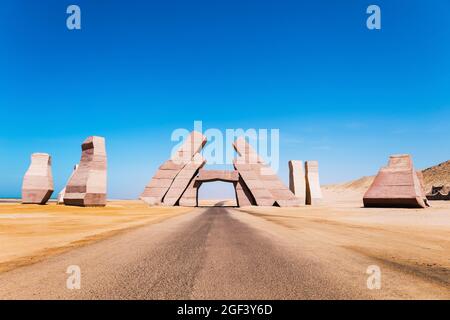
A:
[[235, 177, 256, 206], [288, 160, 306, 205], [163, 154, 206, 206], [57, 164, 79, 205], [233, 139, 301, 207], [64, 136, 107, 207], [363, 154, 428, 208], [178, 178, 198, 207], [22, 153, 54, 204], [233, 136, 265, 164], [305, 161, 323, 205], [171, 131, 207, 164], [416, 170, 426, 196], [233, 158, 276, 206], [196, 170, 239, 183], [141, 131, 207, 205]]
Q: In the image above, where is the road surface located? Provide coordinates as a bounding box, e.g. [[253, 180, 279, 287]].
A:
[[0, 207, 448, 299]]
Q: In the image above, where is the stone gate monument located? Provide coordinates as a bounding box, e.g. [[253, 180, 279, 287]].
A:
[[141, 131, 302, 207]]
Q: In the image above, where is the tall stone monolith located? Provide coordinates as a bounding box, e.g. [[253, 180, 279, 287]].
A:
[[22, 153, 54, 204], [305, 161, 323, 205], [64, 136, 107, 207], [288, 160, 306, 205]]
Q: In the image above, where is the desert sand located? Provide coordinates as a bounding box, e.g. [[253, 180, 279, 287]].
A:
[[239, 188, 450, 294], [0, 200, 448, 299], [0, 200, 191, 273]]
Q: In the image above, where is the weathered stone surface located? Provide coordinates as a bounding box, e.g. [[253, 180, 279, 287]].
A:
[[64, 136, 107, 207], [233, 139, 301, 207], [233, 158, 276, 206], [57, 164, 79, 205], [196, 170, 239, 183], [171, 131, 207, 164], [416, 170, 426, 195], [233, 137, 264, 164], [305, 161, 323, 205], [363, 154, 428, 208], [178, 178, 198, 207], [235, 178, 256, 206], [22, 153, 54, 204], [141, 131, 207, 205], [179, 169, 242, 207], [288, 160, 306, 205], [163, 154, 206, 206]]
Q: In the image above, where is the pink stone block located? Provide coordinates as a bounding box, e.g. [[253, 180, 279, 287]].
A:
[[233, 139, 300, 207], [22, 153, 54, 204], [64, 136, 107, 207], [305, 160, 323, 205], [141, 131, 207, 206], [146, 178, 174, 188], [153, 169, 180, 179], [163, 154, 206, 206], [288, 160, 306, 205], [235, 178, 256, 206], [363, 154, 428, 208], [179, 178, 198, 207]]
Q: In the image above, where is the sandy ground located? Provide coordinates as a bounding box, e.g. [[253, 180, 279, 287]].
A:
[[0, 205, 448, 299], [198, 199, 237, 207], [0, 200, 192, 273], [0, 193, 448, 299], [238, 189, 450, 297]]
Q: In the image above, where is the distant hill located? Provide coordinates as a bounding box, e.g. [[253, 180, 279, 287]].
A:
[[325, 160, 450, 193], [422, 160, 450, 191]]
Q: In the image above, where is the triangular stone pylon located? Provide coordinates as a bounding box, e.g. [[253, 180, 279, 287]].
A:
[[140, 131, 207, 205], [363, 154, 428, 208], [233, 137, 302, 207]]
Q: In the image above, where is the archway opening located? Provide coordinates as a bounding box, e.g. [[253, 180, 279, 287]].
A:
[[197, 181, 237, 207]]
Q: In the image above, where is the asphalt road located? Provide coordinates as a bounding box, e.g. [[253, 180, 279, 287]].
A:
[[0, 207, 446, 299]]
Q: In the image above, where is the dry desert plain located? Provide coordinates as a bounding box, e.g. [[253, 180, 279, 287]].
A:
[[0, 190, 449, 299]]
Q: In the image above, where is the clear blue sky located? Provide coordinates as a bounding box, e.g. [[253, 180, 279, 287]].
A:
[[0, 0, 449, 199]]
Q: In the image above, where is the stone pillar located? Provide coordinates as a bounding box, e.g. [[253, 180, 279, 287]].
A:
[[305, 161, 323, 205], [64, 136, 107, 207], [22, 153, 54, 204], [288, 160, 306, 205]]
